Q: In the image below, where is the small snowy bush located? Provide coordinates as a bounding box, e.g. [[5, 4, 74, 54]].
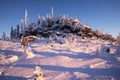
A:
[[33, 66, 44, 80]]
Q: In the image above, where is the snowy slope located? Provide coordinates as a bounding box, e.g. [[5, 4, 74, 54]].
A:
[[0, 38, 120, 80]]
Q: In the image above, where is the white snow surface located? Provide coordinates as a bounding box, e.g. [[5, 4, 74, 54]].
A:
[[0, 38, 120, 80]]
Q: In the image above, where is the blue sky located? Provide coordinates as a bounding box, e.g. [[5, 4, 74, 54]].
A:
[[0, 0, 120, 38]]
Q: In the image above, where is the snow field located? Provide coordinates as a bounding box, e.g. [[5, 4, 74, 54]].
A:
[[0, 38, 120, 80]]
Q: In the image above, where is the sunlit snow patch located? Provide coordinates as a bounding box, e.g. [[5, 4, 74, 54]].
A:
[[24, 47, 35, 59]]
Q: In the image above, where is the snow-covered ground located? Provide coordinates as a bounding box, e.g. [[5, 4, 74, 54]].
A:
[[0, 38, 120, 80]]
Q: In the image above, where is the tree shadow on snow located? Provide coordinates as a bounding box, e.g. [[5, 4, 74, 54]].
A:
[[40, 65, 120, 79], [96, 51, 120, 66], [32, 49, 97, 59], [12, 64, 120, 79], [0, 49, 23, 57], [0, 75, 27, 80]]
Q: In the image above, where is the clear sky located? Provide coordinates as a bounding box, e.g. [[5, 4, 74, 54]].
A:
[[0, 0, 120, 38]]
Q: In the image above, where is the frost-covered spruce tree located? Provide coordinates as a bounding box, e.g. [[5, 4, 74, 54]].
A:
[[41, 16, 46, 28], [96, 28, 102, 35], [37, 15, 41, 27], [10, 26, 14, 39], [14, 29, 17, 39], [10, 26, 19, 39], [2, 32, 7, 41], [16, 24, 20, 38], [46, 14, 53, 28]]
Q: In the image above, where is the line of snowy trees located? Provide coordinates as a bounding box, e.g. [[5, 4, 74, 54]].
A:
[[9, 15, 41, 39], [0, 25, 20, 41], [8, 9, 116, 42], [9, 14, 116, 41]]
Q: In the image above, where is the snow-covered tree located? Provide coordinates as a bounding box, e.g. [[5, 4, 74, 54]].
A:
[[2, 32, 7, 41], [46, 14, 53, 28], [41, 16, 46, 28], [14, 29, 17, 39], [16, 24, 20, 38], [24, 9, 28, 31], [95, 28, 103, 37], [10, 26, 14, 39], [37, 15, 41, 27], [10, 25, 20, 39], [21, 19, 24, 34]]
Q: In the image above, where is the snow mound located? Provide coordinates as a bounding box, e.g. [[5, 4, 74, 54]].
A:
[[7, 55, 19, 63], [54, 72, 73, 80], [73, 72, 90, 79], [24, 47, 36, 59], [0, 54, 18, 64], [89, 61, 107, 68]]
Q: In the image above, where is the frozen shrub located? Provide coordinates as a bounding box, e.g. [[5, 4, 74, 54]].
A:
[[33, 66, 44, 80]]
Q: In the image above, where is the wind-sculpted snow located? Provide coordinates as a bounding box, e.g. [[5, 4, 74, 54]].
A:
[[0, 38, 120, 80]]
